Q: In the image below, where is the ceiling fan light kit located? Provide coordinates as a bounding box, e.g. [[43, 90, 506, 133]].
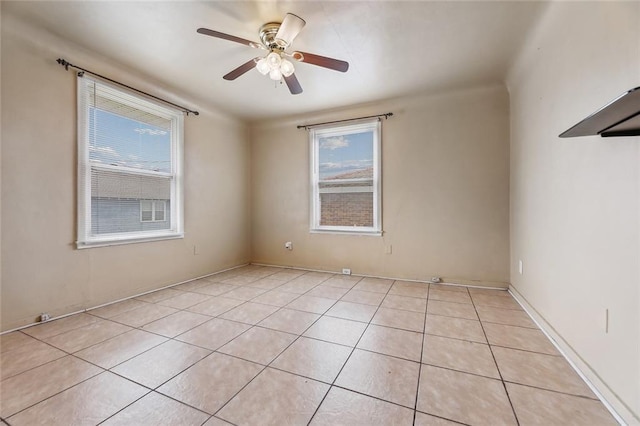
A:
[[197, 13, 349, 95], [256, 52, 295, 80]]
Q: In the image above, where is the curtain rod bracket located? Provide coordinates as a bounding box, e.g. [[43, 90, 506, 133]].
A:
[[57, 58, 70, 70], [297, 112, 393, 130], [56, 58, 199, 116]]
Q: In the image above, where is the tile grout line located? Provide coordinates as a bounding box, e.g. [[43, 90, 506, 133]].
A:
[[426, 310, 539, 329], [95, 389, 155, 425], [1, 267, 294, 423], [255, 284, 424, 390], [418, 333, 565, 357], [412, 283, 430, 425], [2, 321, 145, 384], [133, 270, 340, 355], [118, 269, 308, 338], [98, 386, 216, 426], [207, 273, 356, 423], [16, 280, 516, 417], [207, 328, 531, 396], [0, 337, 70, 382], [98, 267, 309, 425], [469, 289, 521, 426], [412, 288, 480, 426], [306, 280, 396, 425], [107, 268, 303, 323], [3, 267, 536, 425], [499, 381, 604, 401], [4, 366, 112, 421], [19, 313, 107, 341], [4, 273, 422, 424], [428, 296, 528, 311]]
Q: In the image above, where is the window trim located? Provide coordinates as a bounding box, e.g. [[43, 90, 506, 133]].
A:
[[309, 119, 382, 235], [76, 76, 184, 249]]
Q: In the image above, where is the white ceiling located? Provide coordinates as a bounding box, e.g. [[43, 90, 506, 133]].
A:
[[3, 1, 547, 121]]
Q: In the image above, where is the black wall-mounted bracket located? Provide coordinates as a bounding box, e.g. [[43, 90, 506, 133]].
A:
[[559, 87, 640, 138]]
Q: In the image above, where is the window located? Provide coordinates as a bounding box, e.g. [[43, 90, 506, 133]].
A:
[[310, 119, 381, 234], [77, 77, 183, 248], [140, 200, 166, 222]]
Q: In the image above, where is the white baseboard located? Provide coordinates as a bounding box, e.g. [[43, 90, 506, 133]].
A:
[[509, 285, 639, 426], [0, 263, 249, 335], [251, 262, 508, 290]]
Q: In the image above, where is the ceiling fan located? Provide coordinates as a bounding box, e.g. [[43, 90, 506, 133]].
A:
[[197, 13, 349, 95]]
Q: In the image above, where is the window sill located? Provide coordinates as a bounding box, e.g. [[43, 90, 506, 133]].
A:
[[76, 233, 184, 249], [310, 229, 382, 237]]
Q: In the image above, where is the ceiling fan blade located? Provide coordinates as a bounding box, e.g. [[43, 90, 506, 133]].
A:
[[284, 73, 303, 95], [292, 51, 349, 73], [197, 28, 263, 49], [275, 13, 306, 46], [223, 58, 260, 81]]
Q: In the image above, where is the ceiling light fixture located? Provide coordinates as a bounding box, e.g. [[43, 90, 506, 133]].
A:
[[197, 13, 349, 95], [256, 51, 295, 81]]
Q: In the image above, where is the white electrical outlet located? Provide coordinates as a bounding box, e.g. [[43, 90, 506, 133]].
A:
[[518, 260, 523, 275], [384, 245, 392, 254], [193, 245, 199, 255], [342, 268, 351, 275]]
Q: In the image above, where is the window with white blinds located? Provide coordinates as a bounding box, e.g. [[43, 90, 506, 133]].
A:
[[77, 77, 184, 248], [310, 120, 382, 235]]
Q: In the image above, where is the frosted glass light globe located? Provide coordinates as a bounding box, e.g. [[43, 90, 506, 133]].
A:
[[280, 59, 295, 77], [256, 58, 270, 75], [269, 68, 282, 81], [266, 52, 282, 69]]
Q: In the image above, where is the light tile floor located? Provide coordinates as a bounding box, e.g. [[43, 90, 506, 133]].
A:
[[0, 265, 618, 425]]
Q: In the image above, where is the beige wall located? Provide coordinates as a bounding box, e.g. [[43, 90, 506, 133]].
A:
[[507, 1, 640, 422], [0, 12, 251, 332], [250, 85, 510, 286]]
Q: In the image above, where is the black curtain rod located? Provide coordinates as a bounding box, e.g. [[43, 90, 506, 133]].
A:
[[297, 112, 393, 130], [56, 58, 199, 116]]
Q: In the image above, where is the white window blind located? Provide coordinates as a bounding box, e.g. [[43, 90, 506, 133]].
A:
[[310, 120, 382, 235], [77, 76, 183, 248]]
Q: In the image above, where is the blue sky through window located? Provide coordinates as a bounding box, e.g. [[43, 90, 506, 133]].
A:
[[89, 108, 171, 173], [318, 130, 373, 179]]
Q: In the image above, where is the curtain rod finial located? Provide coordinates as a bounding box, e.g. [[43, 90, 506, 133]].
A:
[[57, 58, 70, 70]]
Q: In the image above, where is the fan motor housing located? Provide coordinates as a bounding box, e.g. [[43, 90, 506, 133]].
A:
[[259, 22, 287, 50]]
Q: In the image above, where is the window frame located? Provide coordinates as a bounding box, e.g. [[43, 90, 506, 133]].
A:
[[140, 200, 167, 223], [309, 119, 382, 235], [76, 76, 184, 248]]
